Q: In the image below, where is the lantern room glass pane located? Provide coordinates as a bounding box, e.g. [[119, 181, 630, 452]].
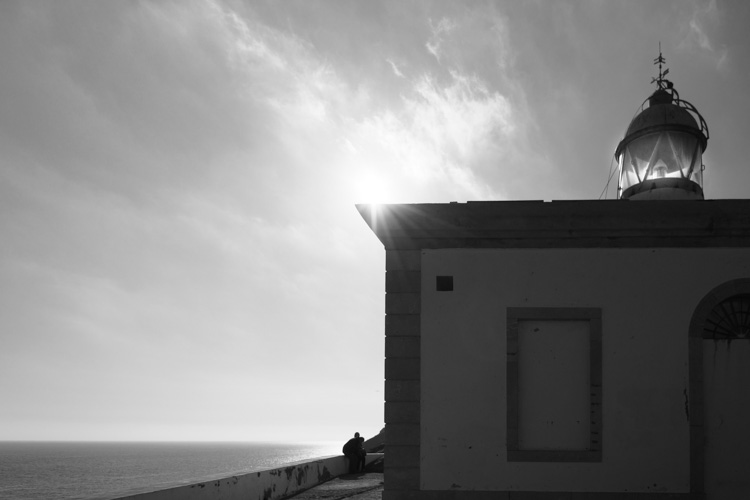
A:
[[619, 131, 703, 193]]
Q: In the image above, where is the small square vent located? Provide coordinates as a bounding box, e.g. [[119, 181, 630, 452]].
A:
[[436, 275, 453, 292]]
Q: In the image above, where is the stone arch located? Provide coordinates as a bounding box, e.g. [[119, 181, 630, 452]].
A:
[[688, 278, 750, 495]]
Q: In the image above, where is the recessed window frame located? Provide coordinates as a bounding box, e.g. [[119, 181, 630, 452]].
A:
[[506, 307, 603, 462]]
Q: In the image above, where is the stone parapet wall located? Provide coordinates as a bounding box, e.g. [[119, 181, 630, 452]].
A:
[[111, 454, 383, 500]]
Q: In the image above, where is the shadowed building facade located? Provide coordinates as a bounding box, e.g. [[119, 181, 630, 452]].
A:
[[358, 62, 750, 499]]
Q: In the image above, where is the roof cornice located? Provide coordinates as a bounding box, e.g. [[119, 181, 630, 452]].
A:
[[356, 200, 750, 250]]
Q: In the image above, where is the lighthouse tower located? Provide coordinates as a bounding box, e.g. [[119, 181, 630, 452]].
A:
[[615, 50, 709, 200]]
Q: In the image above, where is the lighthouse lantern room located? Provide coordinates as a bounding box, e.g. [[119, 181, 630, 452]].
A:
[[616, 50, 709, 200]]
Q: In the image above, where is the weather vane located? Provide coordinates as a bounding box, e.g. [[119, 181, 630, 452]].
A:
[[651, 42, 672, 90]]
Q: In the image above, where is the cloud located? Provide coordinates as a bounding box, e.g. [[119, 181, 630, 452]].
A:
[[426, 17, 457, 63], [680, 0, 728, 73], [386, 58, 405, 78], [341, 67, 516, 203]]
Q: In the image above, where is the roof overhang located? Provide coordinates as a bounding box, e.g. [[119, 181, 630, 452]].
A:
[[356, 199, 750, 250]]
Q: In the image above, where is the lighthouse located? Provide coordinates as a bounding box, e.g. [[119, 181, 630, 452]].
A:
[[358, 51, 750, 500], [615, 51, 709, 200]]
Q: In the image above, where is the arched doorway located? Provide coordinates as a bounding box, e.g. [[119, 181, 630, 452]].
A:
[[689, 279, 750, 498]]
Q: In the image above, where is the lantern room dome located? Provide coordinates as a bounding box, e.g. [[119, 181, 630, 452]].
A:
[[616, 88, 707, 160]]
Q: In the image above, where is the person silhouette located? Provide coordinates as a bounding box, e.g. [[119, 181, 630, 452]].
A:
[[342, 432, 364, 473]]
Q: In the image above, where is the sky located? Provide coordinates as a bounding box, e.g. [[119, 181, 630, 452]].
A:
[[1, 0, 749, 443]]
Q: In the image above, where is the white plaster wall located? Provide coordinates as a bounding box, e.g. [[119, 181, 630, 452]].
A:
[[420, 247, 750, 493]]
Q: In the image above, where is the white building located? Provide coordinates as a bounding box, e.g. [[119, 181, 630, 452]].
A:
[[359, 63, 750, 500]]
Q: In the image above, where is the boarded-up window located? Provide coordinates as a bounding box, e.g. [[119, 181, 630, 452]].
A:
[[507, 308, 602, 462]]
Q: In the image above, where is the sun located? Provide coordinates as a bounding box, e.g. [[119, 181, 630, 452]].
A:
[[351, 171, 394, 204]]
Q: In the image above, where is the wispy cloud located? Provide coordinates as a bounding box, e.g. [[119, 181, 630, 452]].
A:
[[681, 0, 728, 73], [426, 17, 457, 63], [343, 68, 516, 203], [386, 58, 405, 78]]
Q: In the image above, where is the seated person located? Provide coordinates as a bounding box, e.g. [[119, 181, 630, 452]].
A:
[[342, 432, 365, 473]]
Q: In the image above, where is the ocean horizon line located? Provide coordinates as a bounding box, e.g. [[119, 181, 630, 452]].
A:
[[0, 439, 342, 445]]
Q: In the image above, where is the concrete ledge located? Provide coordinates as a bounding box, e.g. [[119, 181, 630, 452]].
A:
[[111, 454, 384, 500]]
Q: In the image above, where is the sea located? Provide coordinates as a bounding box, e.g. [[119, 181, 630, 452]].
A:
[[0, 441, 342, 500]]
